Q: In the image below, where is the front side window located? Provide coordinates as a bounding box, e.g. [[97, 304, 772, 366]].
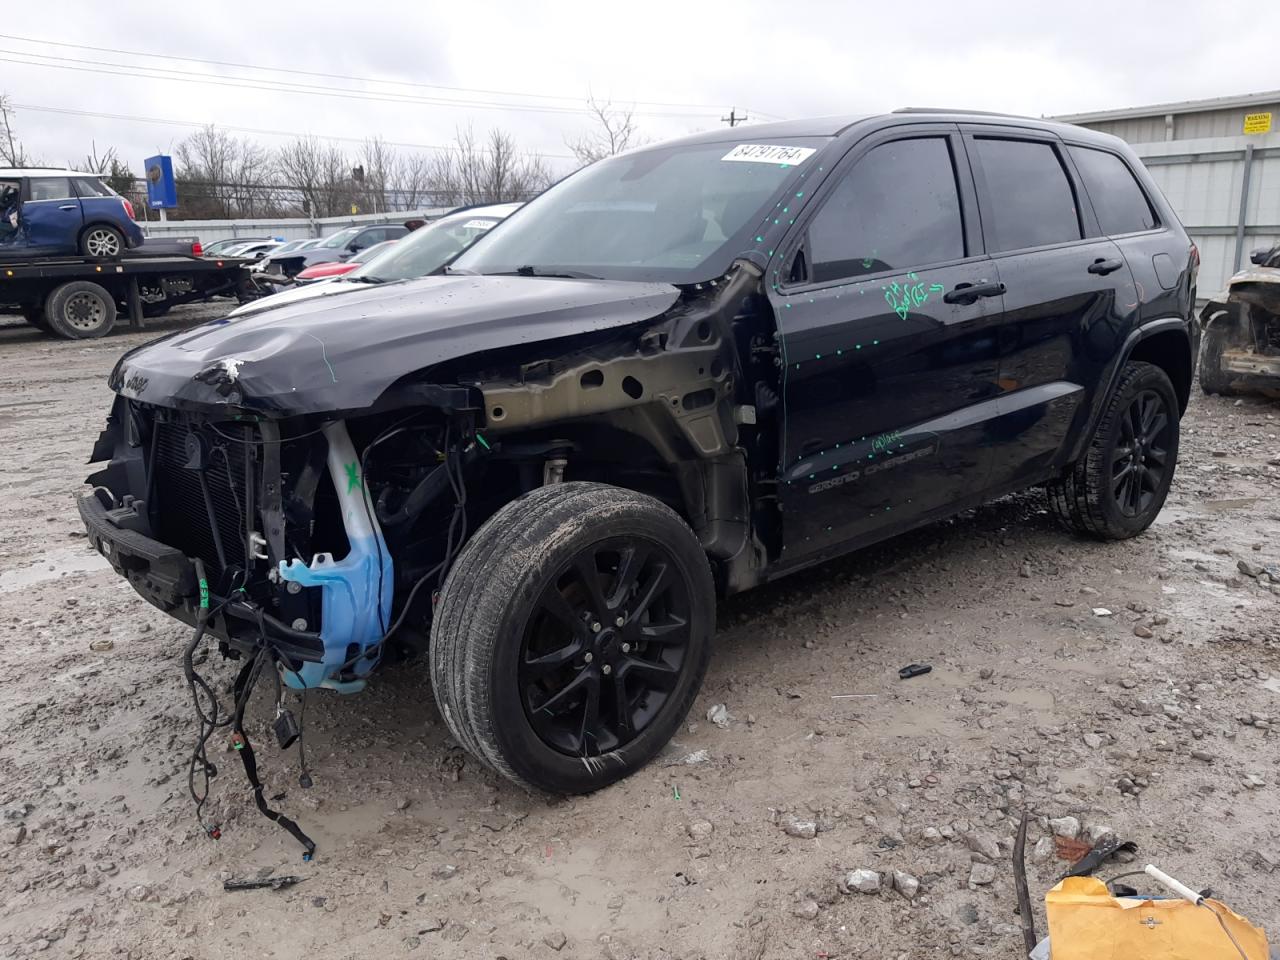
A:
[[972, 138, 1081, 252], [29, 178, 75, 202], [1068, 146, 1157, 236], [805, 137, 965, 283]]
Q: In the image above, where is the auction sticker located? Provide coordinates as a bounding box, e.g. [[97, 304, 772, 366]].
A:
[[721, 144, 816, 166]]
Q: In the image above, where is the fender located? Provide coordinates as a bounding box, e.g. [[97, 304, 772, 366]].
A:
[[1065, 315, 1193, 466]]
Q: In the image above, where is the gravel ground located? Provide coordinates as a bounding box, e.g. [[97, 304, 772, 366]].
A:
[[1, 307, 1278, 960]]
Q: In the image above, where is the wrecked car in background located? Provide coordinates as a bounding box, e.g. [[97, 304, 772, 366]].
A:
[[79, 111, 1197, 804], [1199, 243, 1280, 396]]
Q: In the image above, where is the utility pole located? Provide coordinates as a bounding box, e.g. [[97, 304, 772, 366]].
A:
[[721, 107, 748, 128]]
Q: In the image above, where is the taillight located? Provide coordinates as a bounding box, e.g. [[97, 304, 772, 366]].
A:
[[192, 242, 203, 257], [122, 198, 135, 220], [1190, 242, 1200, 272]]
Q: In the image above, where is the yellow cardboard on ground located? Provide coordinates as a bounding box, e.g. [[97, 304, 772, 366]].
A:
[[1045, 876, 1268, 959]]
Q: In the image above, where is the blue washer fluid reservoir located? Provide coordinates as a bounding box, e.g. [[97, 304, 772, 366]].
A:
[[278, 420, 393, 692]]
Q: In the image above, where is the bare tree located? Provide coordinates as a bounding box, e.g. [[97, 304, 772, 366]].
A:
[[75, 141, 118, 175], [175, 125, 279, 218], [389, 150, 433, 210], [277, 135, 346, 217], [429, 125, 553, 206], [357, 136, 396, 213], [0, 94, 35, 167], [566, 94, 642, 166]]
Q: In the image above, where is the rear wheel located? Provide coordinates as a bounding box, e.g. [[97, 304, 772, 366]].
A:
[[1047, 361, 1179, 540], [45, 281, 117, 339], [1198, 317, 1237, 396], [430, 482, 714, 794], [79, 225, 125, 259]]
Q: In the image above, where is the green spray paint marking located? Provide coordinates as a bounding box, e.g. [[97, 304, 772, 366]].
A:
[[883, 273, 945, 320], [476, 433, 491, 451], [199, 577, 209, 610], [344, 461, 362, 493]]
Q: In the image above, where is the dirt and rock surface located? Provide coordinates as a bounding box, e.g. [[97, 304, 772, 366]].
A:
[[1, 307, 1278, 960]]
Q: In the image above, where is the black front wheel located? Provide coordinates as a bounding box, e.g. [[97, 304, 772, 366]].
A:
[[1047, 361, 1180, 539], [430, 482, 714, 794]]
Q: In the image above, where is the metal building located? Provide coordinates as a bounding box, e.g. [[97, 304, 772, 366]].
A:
[[1056, 90, 1280, 298]]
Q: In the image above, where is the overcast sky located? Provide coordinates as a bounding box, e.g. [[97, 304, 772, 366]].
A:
[[1, 1, 1273, 177]]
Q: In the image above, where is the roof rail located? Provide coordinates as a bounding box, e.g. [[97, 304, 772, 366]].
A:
[[892, 107, 1037, 119]]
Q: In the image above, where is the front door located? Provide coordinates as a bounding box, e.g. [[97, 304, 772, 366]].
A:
[[772, 127, 1005, 561], [22, 177, 83, 255]]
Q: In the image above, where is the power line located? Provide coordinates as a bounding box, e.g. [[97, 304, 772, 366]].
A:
[[11, 102, 579, 161], [0, 32, 736, 113], [0, 50, 725, 120], [721, 107, 749, 127]]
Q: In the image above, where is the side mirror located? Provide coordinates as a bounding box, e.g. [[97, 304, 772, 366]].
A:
[[1250, 248, 1271, 266]]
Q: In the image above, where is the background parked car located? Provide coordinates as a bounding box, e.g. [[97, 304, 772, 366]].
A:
[[267, 223, 409, 277], [0, 168, 144, 258], [230, 203, 517, 316], [219, 239, 283, 260], [294, 239, 399, 283], [252, 237, 324, 275], [201, 237, 270, 256]]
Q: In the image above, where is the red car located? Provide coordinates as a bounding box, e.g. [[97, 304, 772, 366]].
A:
[[293, 240, 397, 284]]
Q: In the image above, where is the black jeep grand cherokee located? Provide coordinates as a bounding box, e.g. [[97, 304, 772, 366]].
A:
[[81, 111, 1197, 795]]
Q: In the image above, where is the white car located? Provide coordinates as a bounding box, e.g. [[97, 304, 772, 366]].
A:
[[230, 203, 519, 317]]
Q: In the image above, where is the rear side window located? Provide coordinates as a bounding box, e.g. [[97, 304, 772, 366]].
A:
[[806, 137, 965, 283], [972, 139, 1080, 252], [1068, 146, 1157, 235], [28, 178, 75, 202], [72, 177, 115, 198]]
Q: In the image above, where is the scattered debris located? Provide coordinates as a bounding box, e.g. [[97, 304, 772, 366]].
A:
[[706, 704, 732, 729], [898, 663, 932, 680], [223, 875, 305, 892], [842, 869, 881, 894]]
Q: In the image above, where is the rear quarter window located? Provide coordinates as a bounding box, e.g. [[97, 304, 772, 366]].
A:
[[28, 178, 76, 202], [1068, 145, 1158, 236]]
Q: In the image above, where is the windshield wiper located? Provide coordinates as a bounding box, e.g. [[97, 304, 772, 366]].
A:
[[347, 275, 386, 284], [495, 265, 600, 280]]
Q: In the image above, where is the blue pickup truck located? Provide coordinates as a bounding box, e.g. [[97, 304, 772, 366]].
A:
[[0, 167, 144, 258]]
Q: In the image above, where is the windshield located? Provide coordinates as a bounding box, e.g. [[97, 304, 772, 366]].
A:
[[321, 227, 359, 249], [273, 239, 309, 254], [354, 212, 506, 281], [452, 138, 828, 283]]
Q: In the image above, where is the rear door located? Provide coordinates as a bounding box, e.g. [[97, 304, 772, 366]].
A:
[[773, 125, 1005, 558], [21, 177, 83, 254], [962, 128, 1137, 492]]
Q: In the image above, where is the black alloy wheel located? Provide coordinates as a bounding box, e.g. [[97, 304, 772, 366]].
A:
[[1111, 389, 1172, 518], [430, 482, 714, 794], [519, 538, 692, 757]]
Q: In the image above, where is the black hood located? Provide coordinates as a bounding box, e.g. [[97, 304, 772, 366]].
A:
[[111, 274, 680, 416]]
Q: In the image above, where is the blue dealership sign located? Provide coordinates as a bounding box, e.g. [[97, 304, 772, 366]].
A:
[[144, 155, 177, 209]]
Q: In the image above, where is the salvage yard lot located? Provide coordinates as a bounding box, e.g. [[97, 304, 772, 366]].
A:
[[1, 308, 1278, 960]]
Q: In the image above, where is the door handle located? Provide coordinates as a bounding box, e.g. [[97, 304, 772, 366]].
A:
[[58, 204, 78, 211], [943, 280, 1005, 305], [1088, 258, 1124, 276]]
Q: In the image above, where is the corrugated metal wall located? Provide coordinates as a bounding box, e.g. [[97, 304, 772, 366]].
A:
[[1126, 133, 1280, 297]]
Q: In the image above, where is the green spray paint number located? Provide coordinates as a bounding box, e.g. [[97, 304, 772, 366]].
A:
[[344, 461, 362, 493]]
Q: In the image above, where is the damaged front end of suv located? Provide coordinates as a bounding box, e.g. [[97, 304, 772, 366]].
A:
[[1199, 245, 1280, 397], [82, 267, 765, 687]]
